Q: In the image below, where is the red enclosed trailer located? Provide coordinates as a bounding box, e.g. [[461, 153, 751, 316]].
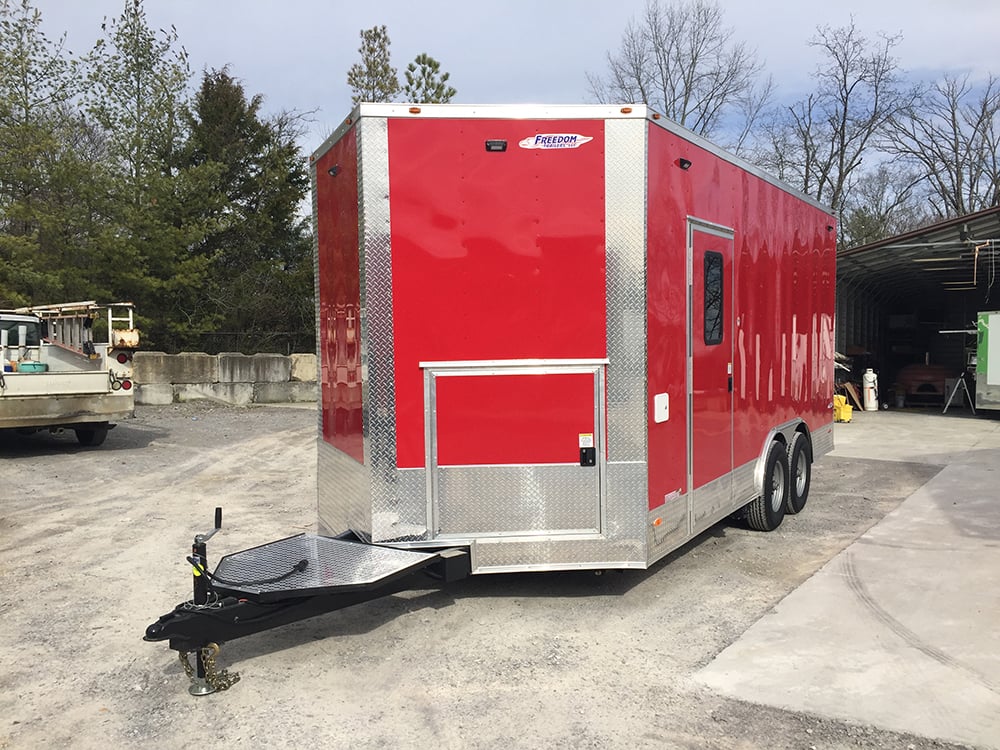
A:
[[145, 104, 836, 692], [312, 103, 835, 572]]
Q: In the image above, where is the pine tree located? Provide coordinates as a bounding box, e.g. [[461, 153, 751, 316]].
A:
[[184, 68, 313, 353], [346, 25, 399, 104], [402, 53, 456, 103], [84, 0, 222, 349], [0, 0, 91, 306]]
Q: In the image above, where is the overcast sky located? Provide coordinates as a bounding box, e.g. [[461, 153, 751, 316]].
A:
[[31, 0, 1000, 152]]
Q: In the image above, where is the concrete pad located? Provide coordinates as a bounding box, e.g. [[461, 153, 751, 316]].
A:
[[697, 411, 1000, 749]]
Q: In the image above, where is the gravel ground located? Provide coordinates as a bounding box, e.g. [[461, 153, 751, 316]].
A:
[[0, 402, 973, 749]]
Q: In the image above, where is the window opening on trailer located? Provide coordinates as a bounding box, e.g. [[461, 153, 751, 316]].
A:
[[704, 251, 723, 345]]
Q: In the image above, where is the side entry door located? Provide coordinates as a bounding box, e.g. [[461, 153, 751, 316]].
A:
[[688, 219, 735, 522]]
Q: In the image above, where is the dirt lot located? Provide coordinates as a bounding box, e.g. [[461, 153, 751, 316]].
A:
[[0, 403, 971, 749]]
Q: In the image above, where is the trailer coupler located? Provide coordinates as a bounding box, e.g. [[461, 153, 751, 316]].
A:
[[144, 509, 470, 695]]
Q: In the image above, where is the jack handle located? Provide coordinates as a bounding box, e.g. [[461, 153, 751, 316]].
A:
[[195, 507, 223, 544]]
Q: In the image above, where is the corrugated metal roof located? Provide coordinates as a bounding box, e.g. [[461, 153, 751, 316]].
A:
[[837, 206, 1000, 304]]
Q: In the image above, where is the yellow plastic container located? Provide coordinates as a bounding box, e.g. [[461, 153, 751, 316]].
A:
[[833, 394, 852, 422]]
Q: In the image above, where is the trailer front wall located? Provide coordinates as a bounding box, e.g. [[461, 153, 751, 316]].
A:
[[314, 108, 654, 568]]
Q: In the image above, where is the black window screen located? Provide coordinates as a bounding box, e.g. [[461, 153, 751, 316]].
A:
[[704, 251, 723, 345]]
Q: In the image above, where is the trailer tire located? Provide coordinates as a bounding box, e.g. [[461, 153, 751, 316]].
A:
[[785, 432, 811, 514], [75, 425, 108, 447], [746, 440, 789, 531]]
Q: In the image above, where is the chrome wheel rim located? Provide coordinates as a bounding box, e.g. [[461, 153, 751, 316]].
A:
[[770, 460, 786, 514]]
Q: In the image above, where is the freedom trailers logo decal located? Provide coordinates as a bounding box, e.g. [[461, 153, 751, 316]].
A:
[[518, 133, 594, 150]]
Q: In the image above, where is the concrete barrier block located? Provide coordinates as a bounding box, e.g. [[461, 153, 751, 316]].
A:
[[175, 382, 254, 406], [218, 352, 291, 383], [289, 353, 317, 382], [132, 352, 171, 384], [253, 381, 318, 404], [135, 352, 218, 385], [135, 383, 174, 405]]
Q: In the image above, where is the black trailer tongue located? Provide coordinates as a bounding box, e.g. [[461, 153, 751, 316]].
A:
[[144, 508, 470, 695]]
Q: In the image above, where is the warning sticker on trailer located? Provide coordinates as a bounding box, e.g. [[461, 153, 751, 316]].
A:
[[578, 433, 594, 449], [519, 133, 594, 150]]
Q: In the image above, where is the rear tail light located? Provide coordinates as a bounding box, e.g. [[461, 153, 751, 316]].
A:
[[116, 352, 130, 364], [121, 380, 132, 391]]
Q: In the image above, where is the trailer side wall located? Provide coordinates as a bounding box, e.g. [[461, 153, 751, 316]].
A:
[[315, 123, 369, 534], [645, 122, 836, 532]]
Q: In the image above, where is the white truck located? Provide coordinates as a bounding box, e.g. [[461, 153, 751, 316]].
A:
[[0, 301, 139, 446]]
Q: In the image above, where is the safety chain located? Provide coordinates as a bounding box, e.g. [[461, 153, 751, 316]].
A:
[[178, 642, 241, 692]]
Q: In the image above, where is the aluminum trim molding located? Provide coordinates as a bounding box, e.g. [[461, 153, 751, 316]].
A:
[[352, 103, 649, 121], [420, 358, 610, 369]]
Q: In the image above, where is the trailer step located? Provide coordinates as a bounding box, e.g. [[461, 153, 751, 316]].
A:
[[211, 534, 439, 603]]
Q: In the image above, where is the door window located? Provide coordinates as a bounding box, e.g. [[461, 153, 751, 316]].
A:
[[703, 251, 723, 345]]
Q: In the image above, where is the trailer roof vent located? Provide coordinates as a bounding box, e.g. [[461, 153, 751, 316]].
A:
[[677, 158, 692, 170]]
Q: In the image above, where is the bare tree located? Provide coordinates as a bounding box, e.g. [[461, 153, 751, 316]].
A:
[[839, 163, 930, 248], [757, 21, 915, 222], [587, 0, 772, 153], [888, 73, 1000, 219]]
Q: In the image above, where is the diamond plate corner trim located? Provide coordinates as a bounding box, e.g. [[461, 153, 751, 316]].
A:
[[371, 467, 429, 541], [317, 439, 370, 535], [602, 117, 649, 562], [603, 460, 649, 549], [605, 118, 648, 465], [359, 116, 413, 543], [311, 159, 323, 440]]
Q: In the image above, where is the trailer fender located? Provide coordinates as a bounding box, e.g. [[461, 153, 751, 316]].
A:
[[752, 419, 809, 499]]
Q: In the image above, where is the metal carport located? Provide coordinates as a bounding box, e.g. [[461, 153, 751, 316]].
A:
[[836, 205, 1000, 406]]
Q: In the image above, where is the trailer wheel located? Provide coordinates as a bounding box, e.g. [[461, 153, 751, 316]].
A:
[[75, 425, 109, 447], [785, 432, 812, 514], [746, 440, 789, 531]]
